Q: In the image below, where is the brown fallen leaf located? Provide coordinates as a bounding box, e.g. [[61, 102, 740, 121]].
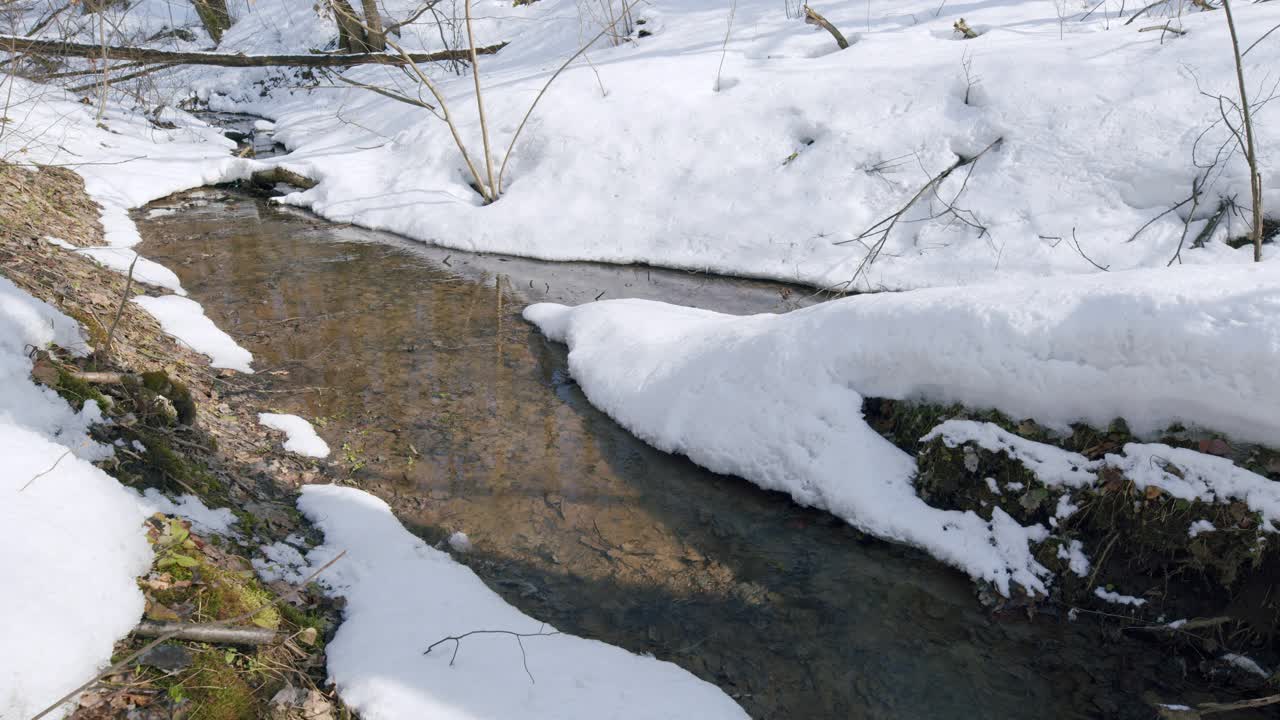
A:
[[144, 600, 181, 622]]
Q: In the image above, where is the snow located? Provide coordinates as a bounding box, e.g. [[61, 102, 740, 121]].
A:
[[258, 413, 330, 458], [1107, 443, 1280, 531], [132, 295, 254, 373], [1055, 495, 1080, 521], [1094, 587, 1147, 607], [73, 247, 187, 296], [1188, 519, 1216, 538], [526, 263, 1280, 593], [0, 277, 109, 460], [0, 280, 153, 720], [285, 485, 747, 719], [923, 420, 1099, 488], [180, 0, 1280, 290], [254, 541, 311, 584], [137, 488, 239, 536], [447, 531, 473, 553], [1056, 539, 1091, 578], [1220, 653, 1271, 679]]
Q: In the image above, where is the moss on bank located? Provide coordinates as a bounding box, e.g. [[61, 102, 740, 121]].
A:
[[865, 396, 1280, 689]]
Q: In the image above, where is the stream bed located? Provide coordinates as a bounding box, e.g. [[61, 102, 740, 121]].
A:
[[136, 190, 1193, 719]]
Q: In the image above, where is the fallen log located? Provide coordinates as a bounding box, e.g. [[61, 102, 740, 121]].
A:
[[250, 167, 318, 190], [0, 35, 507, 68], [133, 621, 279, 646]]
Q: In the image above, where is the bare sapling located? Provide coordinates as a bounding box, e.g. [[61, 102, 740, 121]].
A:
[[1220, 0, 1263, 261], [338, 0, 640, 202]]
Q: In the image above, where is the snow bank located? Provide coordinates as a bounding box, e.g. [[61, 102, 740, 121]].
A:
[[525, 263, 1280, 591], [132, 295, 254, 373], [207, 0, 1279, 289], [288, 485, 746, 719], [258, 413, 330, 458], [0, 280, 152, 720]]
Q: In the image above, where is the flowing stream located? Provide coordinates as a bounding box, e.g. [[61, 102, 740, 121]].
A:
[[136, 186, 1196, 719]]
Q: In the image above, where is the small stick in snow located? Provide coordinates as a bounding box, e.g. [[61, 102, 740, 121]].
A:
[[102, 251, 139, 362], [1070, 228, 1110, 271], [424, 626, 561, 684], [803, 6, 850, 50], [834, 137, 1002, 288], [1124, 192, 1196, 244], [18, 449, 72, 492], [1124, 0, 1172, 26]]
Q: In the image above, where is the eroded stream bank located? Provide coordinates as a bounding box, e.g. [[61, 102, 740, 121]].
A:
[[137, 190, 1251, 719]]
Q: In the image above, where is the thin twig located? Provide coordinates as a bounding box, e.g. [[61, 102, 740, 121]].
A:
[[18, 450, 73, 492], [1124, 0, 1170, 25], [1071, 228, 1110, 271], [1125, 193, 1196, 243], [1243, 22, 1280, 57], [833, 137, 1002, 286], [424, 626, 561, 684], [102, 251, 138, 359], [496, 0, 642, 193]]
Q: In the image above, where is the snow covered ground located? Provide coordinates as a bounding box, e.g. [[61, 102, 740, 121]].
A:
[[5, 0, 1280, 712], [525, 262, 1280, 593], [185, 0, 1280, 290], [263, 485, 748, 719], [0, 278, 153, 720]]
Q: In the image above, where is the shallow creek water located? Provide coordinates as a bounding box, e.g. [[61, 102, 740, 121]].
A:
[[137, 191, 1193, 719]]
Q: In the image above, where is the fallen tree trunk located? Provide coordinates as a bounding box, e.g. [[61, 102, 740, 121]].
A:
[[0, 35, 506, 68]]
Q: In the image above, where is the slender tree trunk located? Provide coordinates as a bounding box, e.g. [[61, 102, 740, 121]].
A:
[[360, 0, 386, 51], [191, 0, 232, 44]]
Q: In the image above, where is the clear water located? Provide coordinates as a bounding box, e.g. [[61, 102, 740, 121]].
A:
[[138, 191, 1210, 719]]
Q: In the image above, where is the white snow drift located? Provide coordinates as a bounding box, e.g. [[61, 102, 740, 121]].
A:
[[525, 263, 1280, 593], [0, 279, 153, 720], [281, 485, 747, 719], [197, 0, 1280, 290]]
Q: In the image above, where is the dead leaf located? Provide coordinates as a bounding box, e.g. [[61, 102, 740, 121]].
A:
[[30, 357, 59, 386], [144, 600, 181, 622], [1198, 438, 1231, 457]]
